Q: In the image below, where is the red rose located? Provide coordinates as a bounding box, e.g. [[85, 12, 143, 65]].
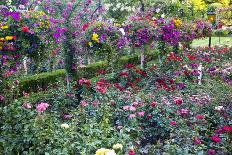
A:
[[22, 26, 29, 32], [151, 101, 157, 107], [174, 97, 183, 105], [211, 135, 221, 143]]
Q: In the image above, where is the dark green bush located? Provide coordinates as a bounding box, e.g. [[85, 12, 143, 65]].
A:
[[6, 52, 158, 99]]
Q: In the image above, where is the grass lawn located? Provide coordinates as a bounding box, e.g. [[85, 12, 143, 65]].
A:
[[192, 37, 232, 47]]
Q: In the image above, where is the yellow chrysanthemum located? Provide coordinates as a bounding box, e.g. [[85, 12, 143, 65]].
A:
[[5, 36, 13, 41]]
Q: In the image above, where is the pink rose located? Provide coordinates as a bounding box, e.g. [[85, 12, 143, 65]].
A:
[[129, 114, 136, 118], [211, 135, 221, 143], [137, 112, 145, 117], [170, 120, 177, 126], [36, 102, 49, 113], [23, 103, 32, 109], [196, 114, 204, 119], [194, 138, 202, 145], [208, 149, 216, 155]]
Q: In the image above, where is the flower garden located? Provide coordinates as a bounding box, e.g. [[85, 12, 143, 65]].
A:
[[0, 0, 232, 155]]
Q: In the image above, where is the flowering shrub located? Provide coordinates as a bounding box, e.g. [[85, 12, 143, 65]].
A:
[[84, 21, 126, 62]]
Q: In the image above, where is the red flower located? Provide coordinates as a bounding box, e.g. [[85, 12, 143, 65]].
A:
[[98, 69, 106, 75], [196, 114, 204, 119], [211, 135, 221, 143], [119, 71, 129, 76], [174, 97, 183, 105], [151, 101, 157, 107], [188, 54, 196, 60], [223, 125, 232, 132], [22, 26, 29, 32], [82, 23, 89, 31], [170, 120, 177, 126], [13, 36, 17, 40]]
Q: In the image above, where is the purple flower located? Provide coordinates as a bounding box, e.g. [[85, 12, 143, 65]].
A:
[[177, 82, 186, 90]]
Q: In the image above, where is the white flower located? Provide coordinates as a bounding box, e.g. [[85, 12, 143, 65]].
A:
[[215, 106, 224, 111], [119, 28, 125, 35], [156, 8, 161, 13], [105, 150, 116, 155], [113, 143, 123, 150], [116, 3, 121, 9], [161, 14, 165, 18], [19, 5, 25, 9], [61, 123, 70, 129]]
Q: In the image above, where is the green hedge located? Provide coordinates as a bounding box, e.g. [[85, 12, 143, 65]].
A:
[[7, 51, 158, 98]]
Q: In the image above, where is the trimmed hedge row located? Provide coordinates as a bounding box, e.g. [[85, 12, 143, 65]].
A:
[[9, 51, 158, 97]]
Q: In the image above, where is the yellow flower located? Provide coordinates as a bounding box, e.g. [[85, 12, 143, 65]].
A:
[[0, 46, 2, 50], [174, 19, 182, 27], [1, 25, 8, 29], [95, 148, 116, 155], [39, 11, 45, 16], [0, 38, 4, 41], [92, 33, 100, 43], [5, 36, 13, 41], [61, 123, 70, 129], [113, 143, 123, 150]]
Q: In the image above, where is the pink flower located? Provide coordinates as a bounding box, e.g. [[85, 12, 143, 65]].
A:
[[170, 120, 177, 126], [223, 125, 232, 132], [208, 149, 216, 155], [128, 150, 136, 155], [196, 114, 204, 119], [194, 137, 202, 145], [0, 95, 5, 101], [80, 100, 88, 107], [23, 103, 32, 109], [123, 106, 136, 111], [211, 135, 221, 143], [92, 100, 99, 107], [129, 114, 136, 118], [174, 97, 183, 105], [36, 102, 49, 113], [137, 112, 145, 117]]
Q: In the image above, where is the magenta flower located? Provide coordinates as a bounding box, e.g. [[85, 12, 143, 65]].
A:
[[194, 138, 202, 145], [208, 149, 216, 155], [196, 114, 204, 119], [36, 102, 49, 113], [211, 135, 221, 143], [170, 120, 177, 126]]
